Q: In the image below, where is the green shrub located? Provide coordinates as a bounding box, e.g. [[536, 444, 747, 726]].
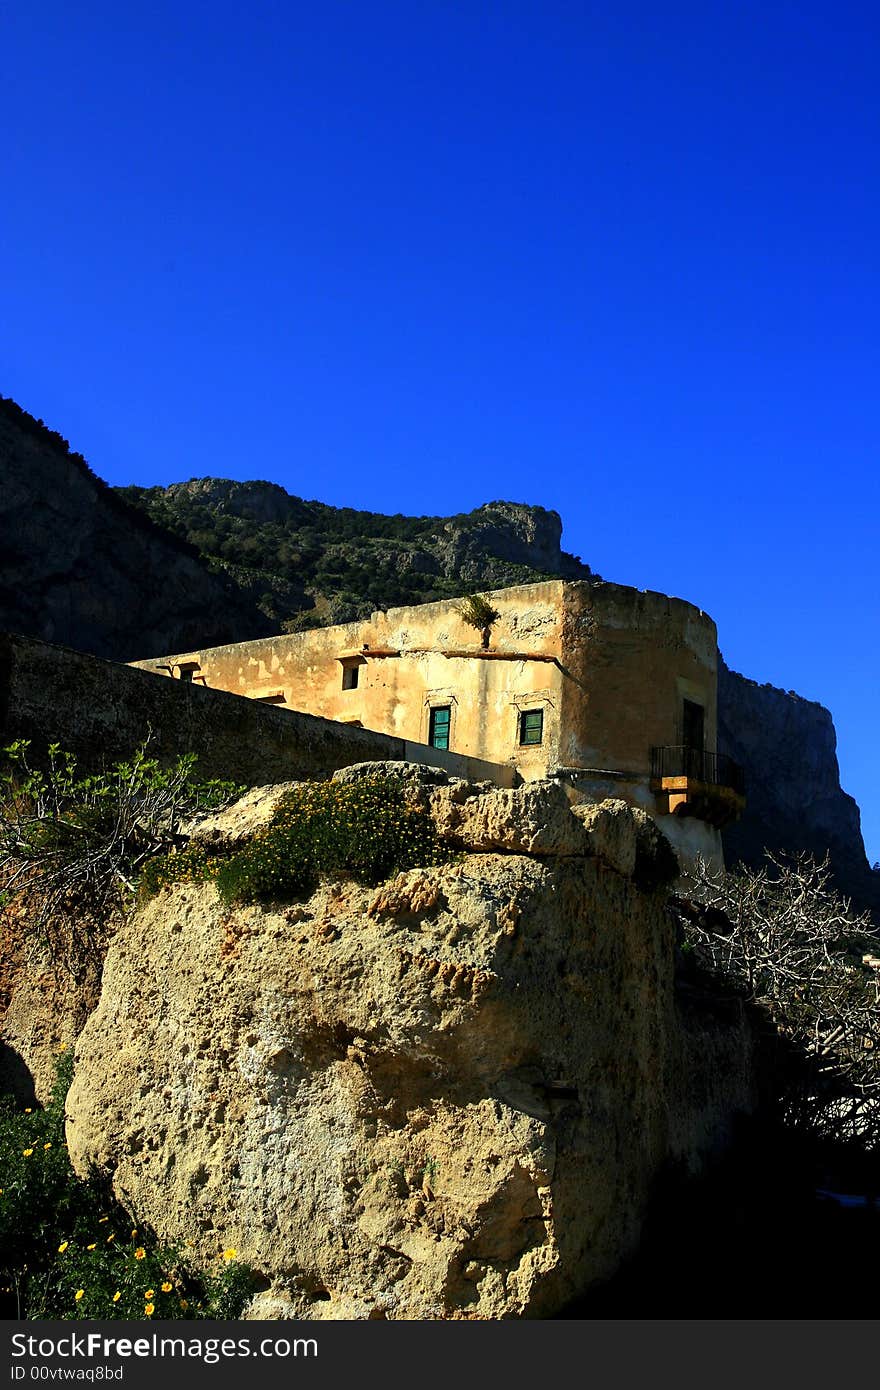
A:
[[216, 776, 446, 905], [138, 843, 225, 899], [0, 1057, 253, 1320], [142, 775, 447, 908]]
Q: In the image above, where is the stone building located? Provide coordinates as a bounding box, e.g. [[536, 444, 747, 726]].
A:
[[131, 578, 744, 866]]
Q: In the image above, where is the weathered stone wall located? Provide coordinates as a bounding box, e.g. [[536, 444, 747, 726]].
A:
[[131, 578, 722, 794], [559, 582, 718, 775], [0, 632, 513, 788], [130, 581, 567, 780], [552, 584, 723, 870]]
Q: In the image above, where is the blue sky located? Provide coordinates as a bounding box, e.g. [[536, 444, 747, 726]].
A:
[[2, 2, 878, 862]]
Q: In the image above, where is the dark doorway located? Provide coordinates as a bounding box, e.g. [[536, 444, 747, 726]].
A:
[[682, 699, 704, 749], [682, 699, 705, 779]]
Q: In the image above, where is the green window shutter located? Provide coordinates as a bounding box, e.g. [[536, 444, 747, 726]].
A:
[[429, 706, 451, 750], [519, 709, 544, 746]]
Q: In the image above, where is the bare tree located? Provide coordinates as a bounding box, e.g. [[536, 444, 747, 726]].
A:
[[676, 852, 880, 1148]]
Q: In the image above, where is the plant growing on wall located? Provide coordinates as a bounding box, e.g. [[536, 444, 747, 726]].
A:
[[456, 593, 501, 649]]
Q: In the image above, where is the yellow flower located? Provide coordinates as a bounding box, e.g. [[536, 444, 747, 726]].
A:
[[98, 1216, 109, 1223], [58, 1241, 69, 1253], [112, 1292, 121, 1303], [24, 1108, 32, 1114], [161, 1282, 172, 1293], [144, 1289, 154, 1299], [131, 1229, 138, 1238], [22, 1148, 33, 1157], [74, 1290, 84, 1302], [106, 1233, 115, 1242], [179, 1299, 188, 1310], [43, 1143, 52, 1150], [222, 1247, 237, 1261], [134, 1247, 146, 1261], [144, 1302, 154, 1317]]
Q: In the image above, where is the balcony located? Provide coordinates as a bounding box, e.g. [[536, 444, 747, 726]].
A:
[[650, 746, 746, 827]]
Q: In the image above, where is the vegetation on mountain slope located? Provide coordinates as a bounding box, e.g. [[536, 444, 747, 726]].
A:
[[116, 478, 594, 629]]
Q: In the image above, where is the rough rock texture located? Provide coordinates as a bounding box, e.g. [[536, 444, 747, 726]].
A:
[[428, 782, 589, 858], [65, 779, 755, 1320], [434, 501, 589, 582], [718, 660, 880, 922], [0, 868, 106, 1103], [570, 800, 637, 878], [0, 938, 96, 1103], [0, 398, 273, 660]]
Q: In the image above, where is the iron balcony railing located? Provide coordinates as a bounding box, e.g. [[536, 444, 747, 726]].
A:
[[651, 745, 746, 796]]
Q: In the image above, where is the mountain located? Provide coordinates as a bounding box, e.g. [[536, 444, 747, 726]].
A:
[[0, 398, 273, 660], [2, 395, 876, 920], [115, 477, 595, 629], [718, 660, 880, 921]]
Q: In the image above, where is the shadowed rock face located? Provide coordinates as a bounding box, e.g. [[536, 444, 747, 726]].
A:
[[718, 660, 880, 922], [0, 398, 272, 660], [433, 501, 586, 582], [61, 776, 754, 1320]]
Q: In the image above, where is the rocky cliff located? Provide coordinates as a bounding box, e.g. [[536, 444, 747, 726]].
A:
[[117, 478, 594, 629], [0, 398, 273, 660], [718, 660, 880, 921], [47, 771, 756, 1320]]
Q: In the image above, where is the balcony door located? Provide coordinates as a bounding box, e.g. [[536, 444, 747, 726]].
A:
[[682, 700, 704, 779]]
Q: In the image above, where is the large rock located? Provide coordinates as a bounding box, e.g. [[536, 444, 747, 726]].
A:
[[186, 782, 300, 850], [429, 781, 589, 857], [64, 784, 754, 1320], [191, 773, 626, 865]]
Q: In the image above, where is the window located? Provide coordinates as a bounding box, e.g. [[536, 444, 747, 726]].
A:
[[519, 708, 544, 746], [340, 657, 364, 690], [429, 705, 451, 750]]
